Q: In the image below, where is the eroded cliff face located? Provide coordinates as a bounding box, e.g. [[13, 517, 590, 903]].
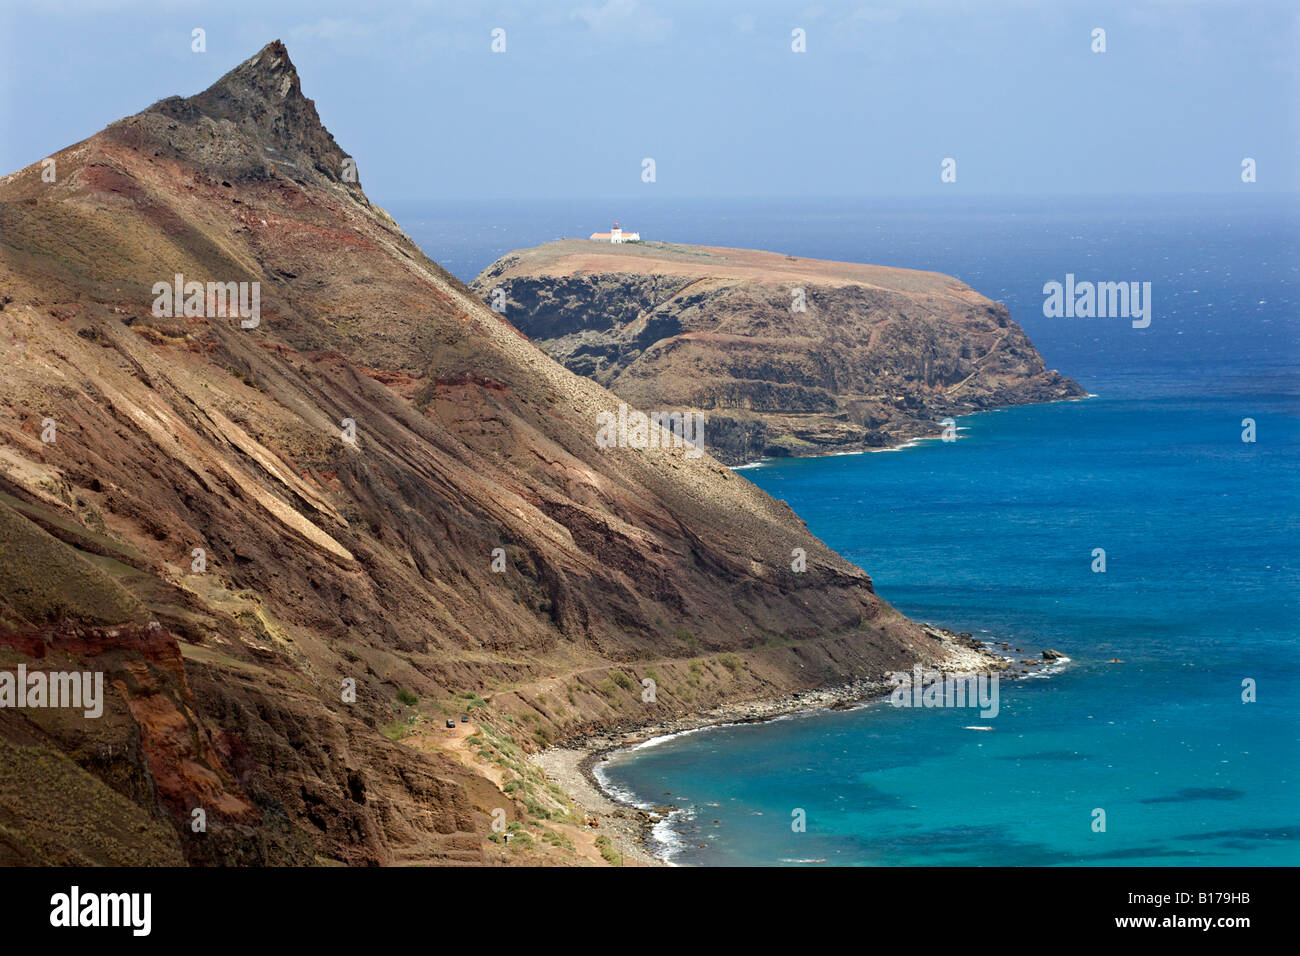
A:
[[472, 241, 1085, 464], [0, 42, 954, 864]]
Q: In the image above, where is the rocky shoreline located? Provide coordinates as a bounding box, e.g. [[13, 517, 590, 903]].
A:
[[729, 392, 1093, 470], [531, 627, 1064, 866]]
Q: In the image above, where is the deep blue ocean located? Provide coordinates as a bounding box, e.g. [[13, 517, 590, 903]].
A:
[[393, 195, 1299, 866]]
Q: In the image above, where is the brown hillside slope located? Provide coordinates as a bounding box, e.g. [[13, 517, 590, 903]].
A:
[[0, 42, 962, 865], [472, 240, 1085, 464]]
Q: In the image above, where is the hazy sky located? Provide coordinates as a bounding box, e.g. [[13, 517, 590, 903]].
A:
[[2, 0, 1297, 201]]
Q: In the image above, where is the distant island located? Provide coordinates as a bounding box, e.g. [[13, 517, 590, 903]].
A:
[[473, 240, 1084, 465]]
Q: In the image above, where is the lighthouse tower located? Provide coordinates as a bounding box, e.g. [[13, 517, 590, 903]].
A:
[[610, 221, 623, 243]]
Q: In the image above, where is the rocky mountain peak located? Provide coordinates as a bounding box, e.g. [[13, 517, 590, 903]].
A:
[[213, 40, 301, 103], [145, 40, 355, 187]]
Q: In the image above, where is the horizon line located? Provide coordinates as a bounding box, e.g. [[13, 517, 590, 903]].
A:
[[373, 191, 1300, 204]]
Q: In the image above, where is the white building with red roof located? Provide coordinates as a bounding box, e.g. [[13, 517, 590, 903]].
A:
[[589, 221, 641, 243]]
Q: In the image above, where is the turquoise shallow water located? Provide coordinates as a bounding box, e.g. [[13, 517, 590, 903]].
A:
[[600, 380, 1299, 865]]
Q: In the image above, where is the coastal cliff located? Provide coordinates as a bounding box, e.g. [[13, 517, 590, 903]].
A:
[[0, 42, 976, 865], [472, 241, 1085, 464]]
